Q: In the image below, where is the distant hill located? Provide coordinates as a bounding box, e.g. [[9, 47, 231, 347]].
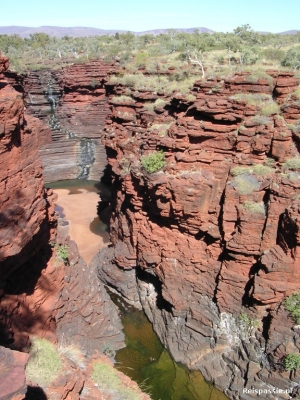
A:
[[0, 26, 298, 38], [278, 30, 300, 35], [0, 26, 214, 38], [136, 27, 214, 35]]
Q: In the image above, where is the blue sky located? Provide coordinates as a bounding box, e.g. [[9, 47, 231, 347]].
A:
[[0, 0, 299, 33]]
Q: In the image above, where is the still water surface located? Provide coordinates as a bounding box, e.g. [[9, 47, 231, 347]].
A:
[[113, 296, 228, 400]]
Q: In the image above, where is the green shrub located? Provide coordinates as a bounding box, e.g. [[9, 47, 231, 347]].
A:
[[141, 150, 166, 173], [294, 88, 300, 100], [287, 123, 299, 133], [284, 292, 300, 324], [238, 312, 252, 327], [55, 244, 69, 263], [283, 157, 300, 170], [281, 46, 300, 70], [26, 338, 62, 387], [57, 343, 86, 369], [284, 353, 300, 371], [243, 201, 265, 214], [237, 312, 259, 336], [108, 75, 120, 85]]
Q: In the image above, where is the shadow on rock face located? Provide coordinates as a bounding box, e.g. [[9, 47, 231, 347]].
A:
[[25, 386, 47, 400], [0, 237, 54, 351]]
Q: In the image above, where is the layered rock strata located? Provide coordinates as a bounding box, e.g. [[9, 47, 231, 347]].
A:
[[0, 55, 53, 281], [0, 55, 125, 397], [15, 61, 119, 182], [94, 72, 300, 399]]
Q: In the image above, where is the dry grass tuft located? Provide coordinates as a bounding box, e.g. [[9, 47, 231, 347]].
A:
[[26, 338, 62, 387]]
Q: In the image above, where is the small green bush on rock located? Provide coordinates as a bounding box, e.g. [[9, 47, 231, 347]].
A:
[[284, 292, 300, 324], [55, 244, 69, 263], [141, 150, 166, 173], [284, 353, 300, 371], [237, 312, 259, 337]]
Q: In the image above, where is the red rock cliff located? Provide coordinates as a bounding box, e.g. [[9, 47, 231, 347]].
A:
[[0, 55, 125, 398], [0, 54, 53, 279], [93, 71, 300, 399]]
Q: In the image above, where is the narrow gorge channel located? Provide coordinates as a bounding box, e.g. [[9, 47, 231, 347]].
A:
[[48, 179, 228, 400], [1, 53, 300, 399]]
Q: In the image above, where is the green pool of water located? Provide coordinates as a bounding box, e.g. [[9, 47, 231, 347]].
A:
[[113, 296, 228, 400]]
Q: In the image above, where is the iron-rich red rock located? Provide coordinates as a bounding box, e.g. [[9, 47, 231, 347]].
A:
[[0, 346, 29, 400], [96, 71, 300, 398]]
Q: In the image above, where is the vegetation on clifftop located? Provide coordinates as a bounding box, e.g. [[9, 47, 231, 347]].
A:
[[1, 25, 300, 81]]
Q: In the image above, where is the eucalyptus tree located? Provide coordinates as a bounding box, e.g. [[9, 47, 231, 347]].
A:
[[282, 46, 300, 70]]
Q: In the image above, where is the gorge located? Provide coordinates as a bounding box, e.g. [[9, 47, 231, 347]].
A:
[[1, 51, 300, 400]]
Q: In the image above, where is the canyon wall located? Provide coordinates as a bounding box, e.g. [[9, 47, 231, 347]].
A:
[[0, 55, 125, 398], [11, 61, 119, 182], [0, 54, 53, 282], [2, 51, 300, 399], [93, 71, 300, 399]]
